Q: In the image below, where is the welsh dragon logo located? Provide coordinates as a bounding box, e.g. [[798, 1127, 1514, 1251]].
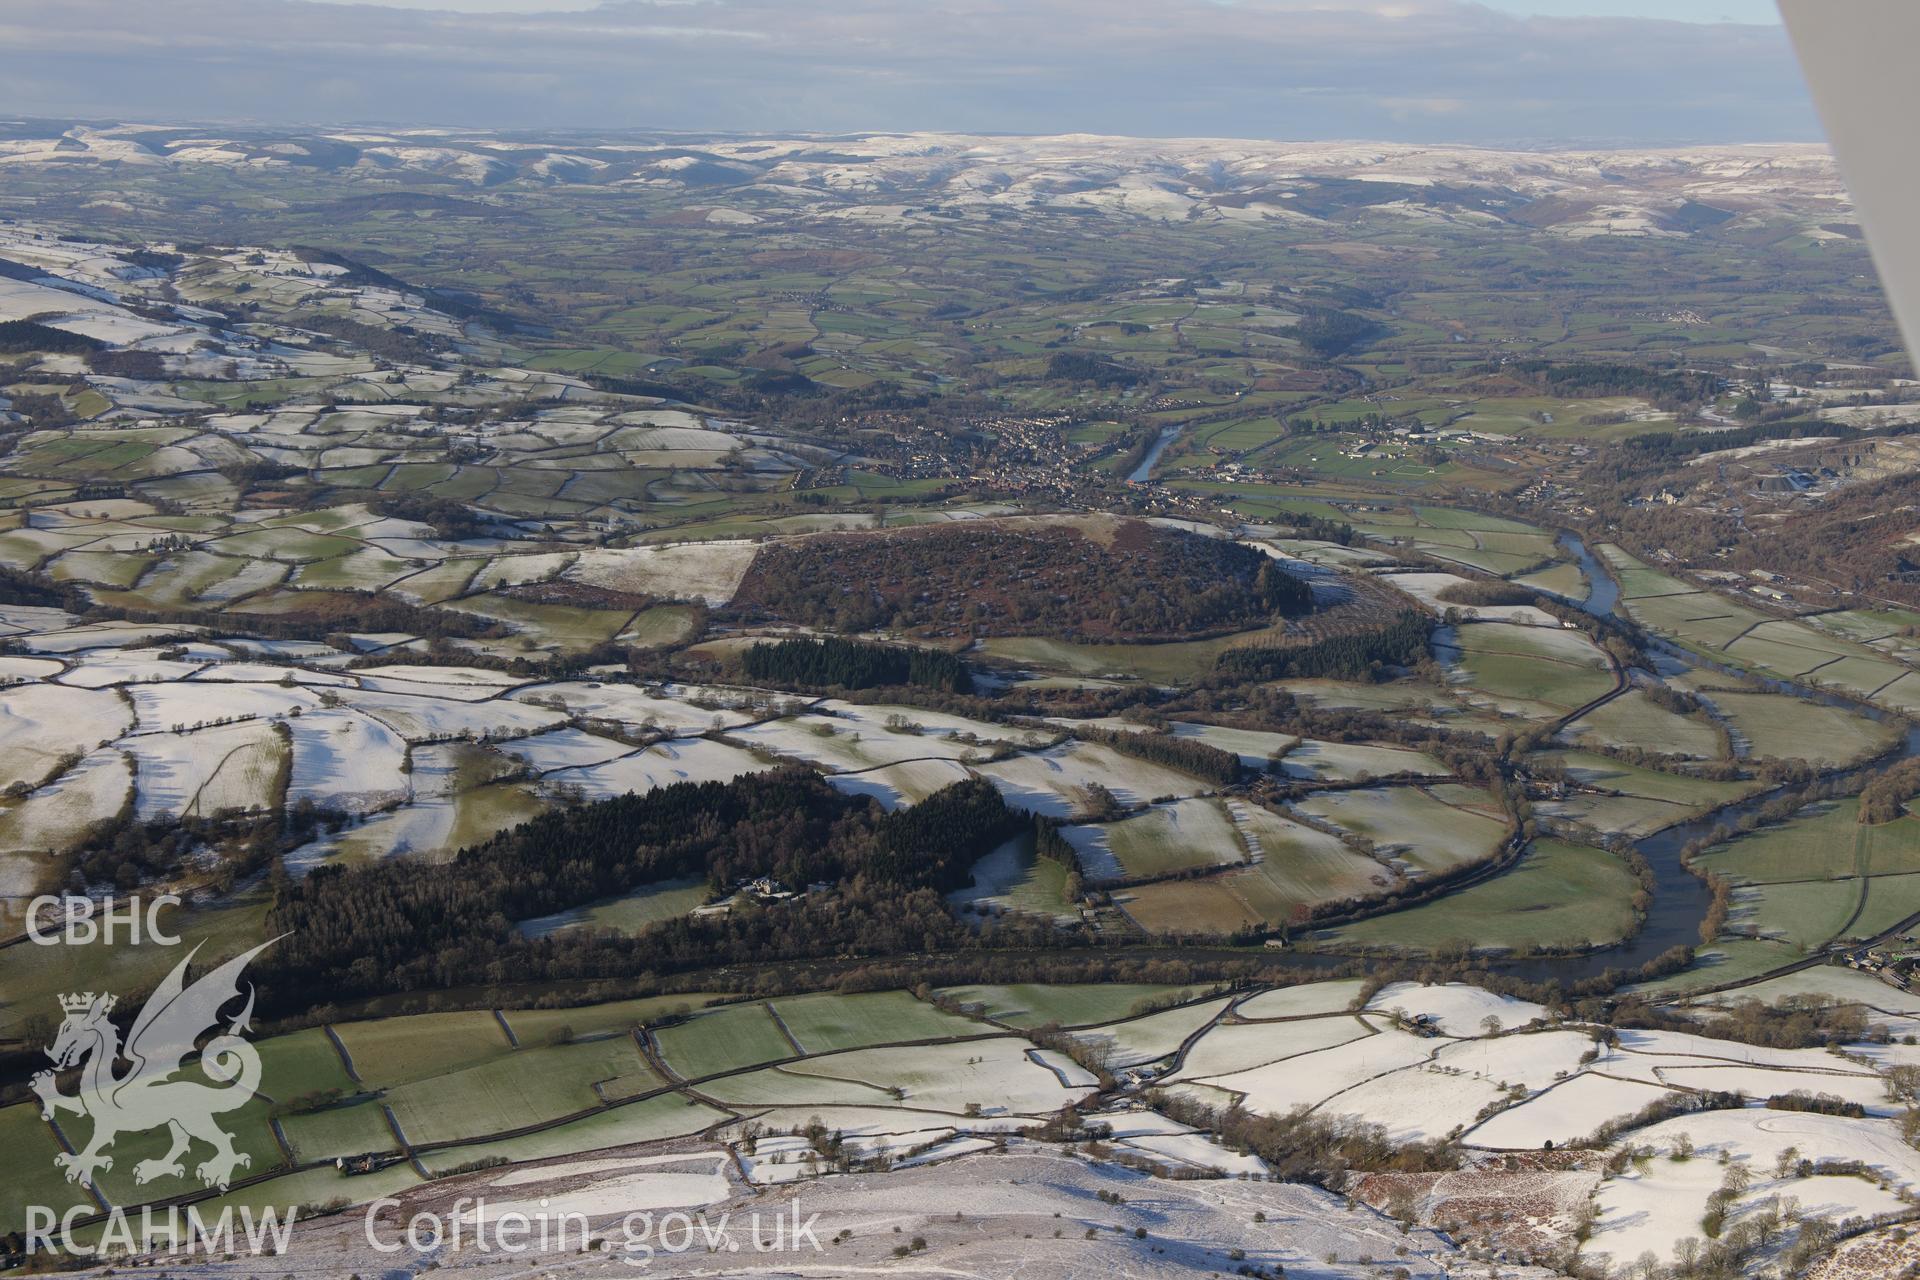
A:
[[32, 940, 276, 1191]]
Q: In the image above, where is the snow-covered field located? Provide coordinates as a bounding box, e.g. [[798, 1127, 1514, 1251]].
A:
[[1170, 1013, 1373, 1081], [1381, 571, 1565, 625], [1321, 1063, 1512, 1143], [780, 1038, 1098, 1116], [0, 682, 132, 789], [826, 757, 975, 810], [1466, 1073, 1679, 1149], [976, 740, 1213, 817], [1191, 1023, 1440, 1114], [0, 604, 1254, 878], [568, 541, 757, 603], [726, 712, 982, 772], [1583, 1109, 1920, 1269], [511, 679, 764, 732], [1277, 738, 1449, 781], [286, 708, 410, 813], [1367, 982, 1548, 1035], [544, 736, 768, 799], [338, 687, 567, 741], [129, 679, 323, 730], [496, 725, 640, 772], [1235, 978, 1369, 1019], [124, 719, 284, 818], [1069, 998, 1233, 1070], [0, 748, 131, 865]]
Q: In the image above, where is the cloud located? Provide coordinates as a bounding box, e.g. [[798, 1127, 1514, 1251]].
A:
[[0, 0, 1817, 144]]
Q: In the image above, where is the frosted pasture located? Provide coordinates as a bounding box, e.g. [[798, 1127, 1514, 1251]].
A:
[[827, 758, 975, 811], [125, 720, 282, 819], [1168, 720, 1299, 767], [0, 748, 131, 855], [221, 639, 342, 660], [975, 740, 1210, 818], [55, 648, 210, 687], [1067, 997, 1232, 1070], [190, 661, 353, 686], [1192, 1025, 1438, 1114], [497, 726, 639, 772], [470, 552, 576, 591], [285, 742, 486, 867], [0, 604, 78, 636], [1366, 982, 1548, 1035], [1652, 1064, 1893, 1114], [568, 541, 757, 604], [0, 656, 64, 681], [1608, 1027, 1873, 1073], [1277, 739, 1449, 782], [511, 680, 759, 733], [467, 1162, 730, 1218], [351, 664, 530, 698], [335, 688, 567, 742], [1234, 978, 1369, 1019], [545, 737, 768, 800], [1094, 1109, 1270, 1177], [129, 679, 323, 730], [781, 1038, 1097, 1115], [1170, 1014, 1373, 1081], [1380, 571, 1564, 625], [815, 699, 1036, 746], [1431, 1028, 1595, 1083], [0, 683, 133, 789], [727, 714, 982, 773]]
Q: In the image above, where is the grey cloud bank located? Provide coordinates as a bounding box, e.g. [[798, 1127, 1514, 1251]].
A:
[[0, 0, 1816, 144]]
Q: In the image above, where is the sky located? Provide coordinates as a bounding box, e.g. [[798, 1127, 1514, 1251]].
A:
[[0, 0, 1818, 145], [1485, 0, 1778, 18]]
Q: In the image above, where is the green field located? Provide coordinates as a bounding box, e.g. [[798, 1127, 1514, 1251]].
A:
[[1320, 839, 1638, 954], [330, 1010, 513, 1088], [1630, 938, 1810, 996], [417, 1092, 727, 1174], [1735, 878, 1864, 953], [516, 878, 712, 939], [1442, 621, 1614, 711], [0, 1104, 98, 1234], [949, 832, 1076, 920], [980, 624, 1293, 684], [1697, 689, 1897, 766], [1562, 688, 1725, 759], [384, 1035, 661, 1146], [255, 1026, 358, 1100], [1534, 750, 1761, 837], [935, 983, 1204, 1029], [1600, 546, 1916, 709], [278, 1097, 401, 1163], [770, 990, 981, 1053], [1117, 803, 1393, 934], [1696, 798, 1920, 884], [501, 994, 722, 1044], [653, 1001, 796, 1078], [1072, 798, 1245, 881]]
